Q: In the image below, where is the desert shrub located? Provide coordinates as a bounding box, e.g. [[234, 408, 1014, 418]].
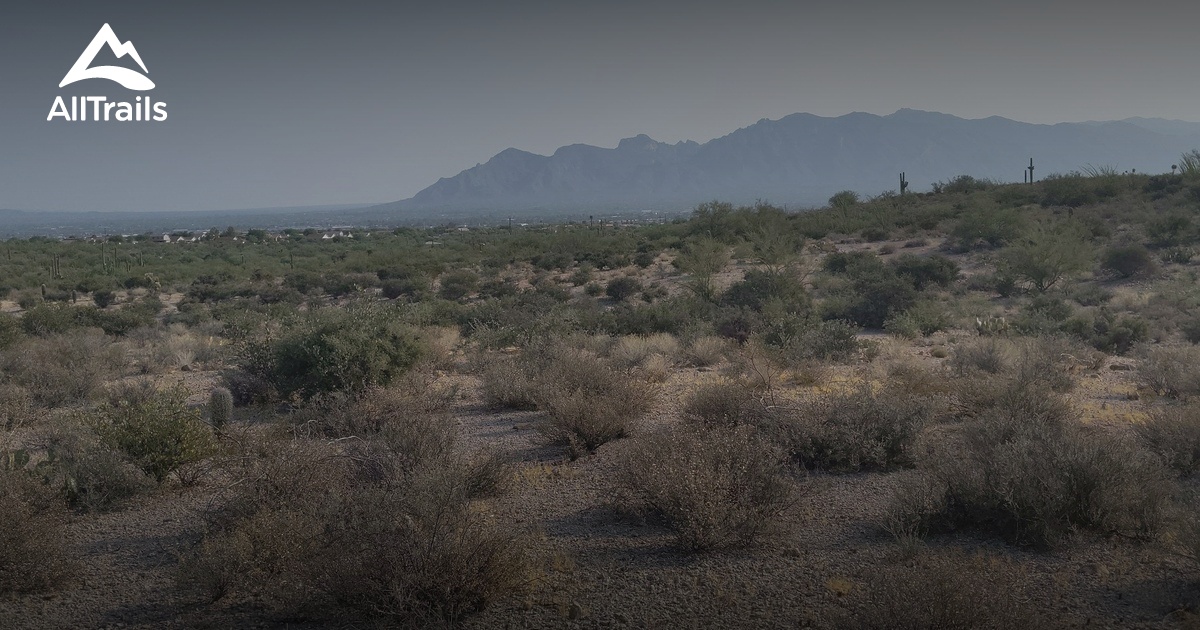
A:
[[0, 471, 74, 593], [178, 439, 530, 625], [1137, 345, 1200, 400], [760, 386, 928, 472], [722, 270, 810, 313], [1182, 315, 1200, 344], [480, 345, 654, 457], [848, 549, 1037, 630], [1067, 282, 1113, 306], [241, 305, 423, 400], [479, 357, 539, 411], [890, 254, 959, 290], [607, 333, 679, 370], [1147, 212, 1196, 247], [0, 313, 23, 350], [895, 404, 1171, 546], [618, 426, 793, 552], [92, 289, 116, 308], [533, 347, 655, 457], [438, 269, 479, 300], [822, 262, 918, 329], [2, 330, 125, 407], [1101, 244, 1156, 278], [884, 301, 950, 339], [605, 276, 642, 302], [1136, 405, 1200, 475], [89, 385, 217, 483], [951, 207, 1024, 250], [0, 384, 34, 430], [1061, 309, 1148, 354], [1000, 223, 1094, 293], [293, 381, 456, 445], [775, 319, 862, 363], [681, 335, 730, 367], [19, 303, 92, 336], [949, 338, 1011, 376], [681, 381, 769, 428], [860, 226, 889, 242]]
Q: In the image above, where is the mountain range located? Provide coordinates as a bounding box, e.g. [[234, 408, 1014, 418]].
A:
[[369, 109, 1200, 216]]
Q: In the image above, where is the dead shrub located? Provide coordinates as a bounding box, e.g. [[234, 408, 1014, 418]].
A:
[[848, 549, 1038, 630], [680, 380, 770, 428], [1138, 345, 1200, 400], [1136, 404, 1200, 475], [0, 471, 75, 593], [179, 438, 532, 625], [1, 330, 125, 407], [761, 386, 929, 472], [617, 426, 793, 552]]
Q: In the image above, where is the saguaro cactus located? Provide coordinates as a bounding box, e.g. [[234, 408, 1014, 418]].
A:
[[209, 387, 233, 431]]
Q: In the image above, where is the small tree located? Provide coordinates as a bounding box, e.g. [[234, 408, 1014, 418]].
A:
[[1001, 224, 1094, 292], [674, 237, 729, 301]]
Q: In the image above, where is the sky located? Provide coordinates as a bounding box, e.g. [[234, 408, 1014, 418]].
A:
[[1, 0, 1197, 212]]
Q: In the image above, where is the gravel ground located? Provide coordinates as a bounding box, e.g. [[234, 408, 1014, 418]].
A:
[[3, 360, 1200, 629]]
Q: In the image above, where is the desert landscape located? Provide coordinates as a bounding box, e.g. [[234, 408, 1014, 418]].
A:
[[3, 170, 1200, 628]]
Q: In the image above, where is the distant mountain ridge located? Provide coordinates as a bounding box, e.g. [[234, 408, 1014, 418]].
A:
[[371, 109, 1200, 215]]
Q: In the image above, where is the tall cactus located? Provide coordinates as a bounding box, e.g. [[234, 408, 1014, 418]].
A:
[[209, 387, 233, 431]]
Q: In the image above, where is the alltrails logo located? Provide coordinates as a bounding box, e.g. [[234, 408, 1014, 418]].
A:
[[47, 23, 167, 122]]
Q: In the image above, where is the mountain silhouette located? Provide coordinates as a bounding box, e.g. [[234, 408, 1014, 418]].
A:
[[369, 109, 1200, 216]]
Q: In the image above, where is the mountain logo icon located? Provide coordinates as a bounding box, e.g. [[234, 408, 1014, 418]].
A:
[[59, 23, 155, 91]]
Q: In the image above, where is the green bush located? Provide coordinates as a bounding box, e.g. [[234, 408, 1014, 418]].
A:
[[722, 269, 810, 313], [1101, 244, 1156, 278], [891, 254, 959, 290], [0, 313, 21, 350], [438, 269, 479, 300], [241, 306, 423, 400], [90, 385, 217, 483], [822, 261, 917, 329], [605, 276, 642, 302]]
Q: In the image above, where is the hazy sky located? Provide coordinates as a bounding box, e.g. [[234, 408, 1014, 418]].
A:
[[1, 0, 1197, 212]]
